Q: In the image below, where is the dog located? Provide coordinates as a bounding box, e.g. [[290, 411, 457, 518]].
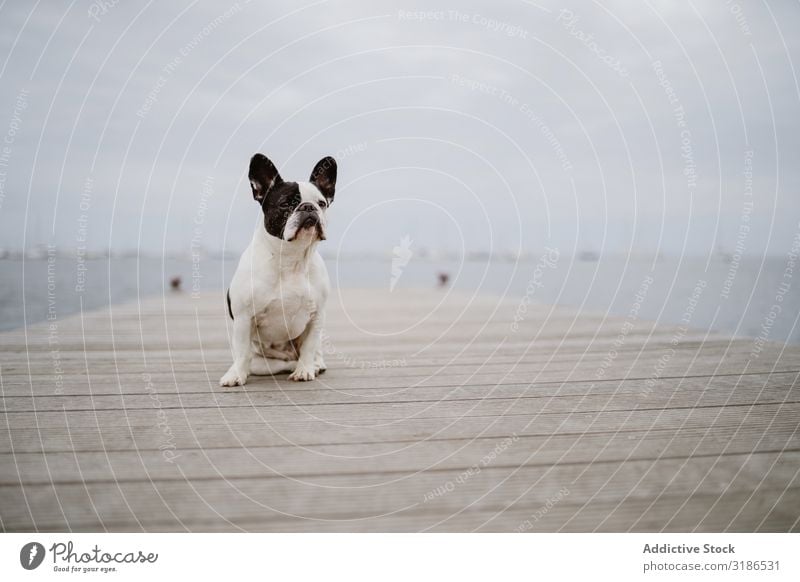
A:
[[219, 153, 336, 386]]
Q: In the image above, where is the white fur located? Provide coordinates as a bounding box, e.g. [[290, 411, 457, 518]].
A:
[[220, 182, 330, 386]]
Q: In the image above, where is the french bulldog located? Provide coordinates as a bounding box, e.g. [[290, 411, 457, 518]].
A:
[[220, 154, 336, 386]]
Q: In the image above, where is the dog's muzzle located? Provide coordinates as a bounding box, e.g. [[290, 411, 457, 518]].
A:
[[287, 203, 326, 241]]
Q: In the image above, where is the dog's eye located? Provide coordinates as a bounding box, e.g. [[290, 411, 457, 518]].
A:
[[318, 200, 327, 209]]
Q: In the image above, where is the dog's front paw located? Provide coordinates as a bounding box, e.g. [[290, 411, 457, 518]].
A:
[[288, 363, 316, 382], [220, 366, 247, 387]]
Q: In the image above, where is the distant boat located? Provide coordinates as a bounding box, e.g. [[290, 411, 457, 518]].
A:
[[578, 250, 600, 262], [714, 247, 734, 263], [466, 250, 491, 261], [25, 245, 49, 260]]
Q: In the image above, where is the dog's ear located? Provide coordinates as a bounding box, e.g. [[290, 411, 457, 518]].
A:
[[309, 156, 337, 203], [249, 153, 282, 203]]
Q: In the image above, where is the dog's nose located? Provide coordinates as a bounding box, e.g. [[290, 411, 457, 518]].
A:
[[296, 202, 315, 213]]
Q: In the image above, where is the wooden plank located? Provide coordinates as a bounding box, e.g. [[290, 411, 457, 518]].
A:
[[3, 429, 798, 485], [3, 411, 799, 455], [2, 371, 797, 410]]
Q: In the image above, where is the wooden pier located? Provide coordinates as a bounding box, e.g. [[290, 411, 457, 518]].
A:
[[1, 289, 798, 531]]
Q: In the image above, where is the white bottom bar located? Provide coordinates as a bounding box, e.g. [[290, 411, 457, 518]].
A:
[[1, 533, 798, 581]]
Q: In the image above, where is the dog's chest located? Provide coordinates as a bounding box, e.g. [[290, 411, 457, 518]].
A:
[[254, 282, 315, 341]]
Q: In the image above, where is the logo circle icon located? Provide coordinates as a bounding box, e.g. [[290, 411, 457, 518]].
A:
[[20, 542, 45, 570]]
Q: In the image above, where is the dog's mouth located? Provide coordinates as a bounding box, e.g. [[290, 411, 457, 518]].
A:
[[286, 211, 326, 241]]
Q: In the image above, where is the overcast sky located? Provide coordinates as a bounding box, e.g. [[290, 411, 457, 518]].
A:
[[0, 0, 798, 258]]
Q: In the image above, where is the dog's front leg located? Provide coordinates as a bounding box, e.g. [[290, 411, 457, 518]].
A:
[[288, 315, 322, 382], [220, 315, 253, 386]]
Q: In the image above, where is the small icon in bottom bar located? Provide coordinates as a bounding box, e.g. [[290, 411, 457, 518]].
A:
[[19, 542, 46, 570]]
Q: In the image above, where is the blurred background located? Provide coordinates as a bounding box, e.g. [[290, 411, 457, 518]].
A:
[[0, 0, 798, 343]]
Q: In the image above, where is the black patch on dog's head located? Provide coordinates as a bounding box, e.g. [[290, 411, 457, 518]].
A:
[[248, 153, 302, 239], [261, 181, 302, 238], [249, 154, 281, 203]]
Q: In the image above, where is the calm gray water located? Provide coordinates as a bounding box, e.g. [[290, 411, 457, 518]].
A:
[[1, 254, 797, 345]]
